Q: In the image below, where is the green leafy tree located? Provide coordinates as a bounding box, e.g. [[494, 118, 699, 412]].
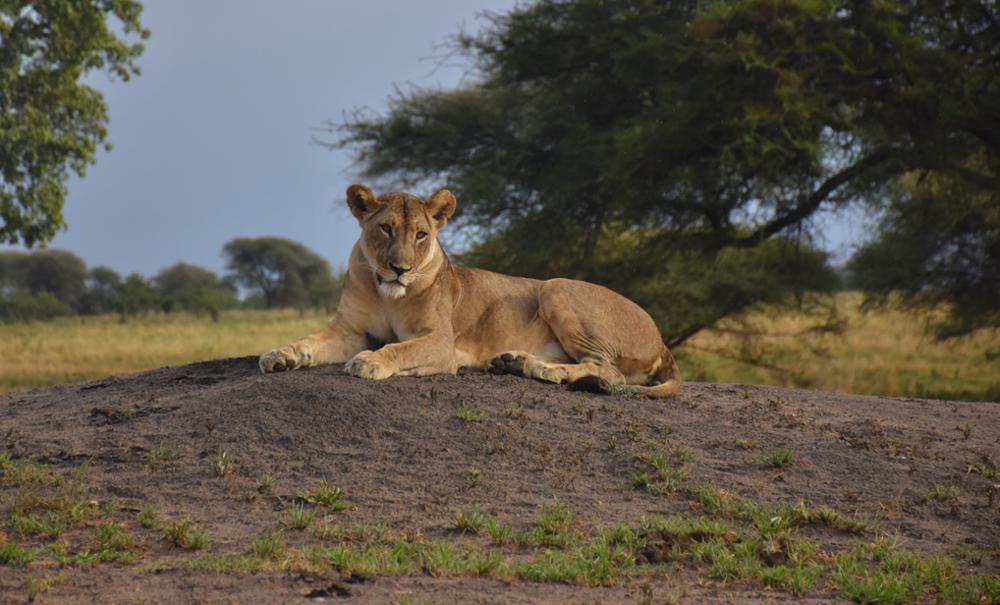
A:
[[22, 249, 87, 307], [153, 262, 237, 319], [0, 248, 87, 305], [0, 289, 69, 322], [0, 251, 28, 294], [308, 268, 346, 315], [849, 167, 999, 336], [1, 0, 148, 246], [114, 272, 157, 322], [78, 265, 122, 314], [222, 237, 336, 309], [0, 248, 83, 320], [331, 0, 999, 338]]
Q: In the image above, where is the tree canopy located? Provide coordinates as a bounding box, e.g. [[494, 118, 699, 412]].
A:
[[153, 262, 237, 317], [0, 248, 85, 321], [0, 248, 85, 302], [223, 237, 339, 310], [115, 272, 157, 322], [1, 0, 148, 246], [77, 265, 121, 315], [331, 0, 999, 338]]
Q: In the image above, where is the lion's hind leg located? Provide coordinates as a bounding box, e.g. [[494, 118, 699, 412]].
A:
[[489, 351, 624, 386]]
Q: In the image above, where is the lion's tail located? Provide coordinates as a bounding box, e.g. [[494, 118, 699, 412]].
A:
[[633, 344, 682, 398]]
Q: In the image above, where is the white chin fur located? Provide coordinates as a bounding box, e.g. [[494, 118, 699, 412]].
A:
[[379, 281, 407, 299]]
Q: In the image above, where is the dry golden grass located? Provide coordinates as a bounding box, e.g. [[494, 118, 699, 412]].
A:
[[1, 293, 997, 400], [676, 292, 999, 401], [0, 310, 328, 392]]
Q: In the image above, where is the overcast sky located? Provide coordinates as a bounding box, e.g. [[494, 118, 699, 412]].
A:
[[8, 0, 865, 278], [7, 0, 518, 277]]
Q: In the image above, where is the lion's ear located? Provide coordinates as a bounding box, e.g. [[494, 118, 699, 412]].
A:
[[425, 189, 457, 229], [346, 184, 381, 222]]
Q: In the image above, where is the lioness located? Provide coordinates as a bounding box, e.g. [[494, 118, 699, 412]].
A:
[[259, 184, 682, 397]]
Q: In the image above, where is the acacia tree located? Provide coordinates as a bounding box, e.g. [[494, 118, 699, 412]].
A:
[[1, 0, 148, 246], [153, 262, 237, 319], [0, 248, 86, 303], [22, 249, 87, 307], [850, 168, 999, 336], [114, 272, 157, 323], [330, 0, 999, 339], [223, 237, 337, 310], [78, 265, 122, 315]]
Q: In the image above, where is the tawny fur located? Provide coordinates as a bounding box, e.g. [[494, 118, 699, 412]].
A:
[[259, 184, 682, 398]]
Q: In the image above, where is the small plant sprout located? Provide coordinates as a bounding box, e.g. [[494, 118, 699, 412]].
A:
[[503, 403, 524, 418], [209, 448, 233, 477], [923, 485, 960, 503], [454, 405, 483, 422], [148, 442, 182, 464], [632, 445, 691, 494]]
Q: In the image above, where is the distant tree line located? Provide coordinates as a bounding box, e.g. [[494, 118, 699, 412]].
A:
[[0, 237, 343, 323]]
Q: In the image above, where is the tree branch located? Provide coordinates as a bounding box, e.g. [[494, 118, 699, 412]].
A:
[[666, 323, 706, 350], [726, 146, 899, 248]]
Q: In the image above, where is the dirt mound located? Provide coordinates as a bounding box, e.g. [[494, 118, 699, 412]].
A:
[[1, 357, 997, 604]]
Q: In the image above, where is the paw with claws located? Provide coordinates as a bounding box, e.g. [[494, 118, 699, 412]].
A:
[[489, 351, 527, 376], [490, 351, 568, 383], [344, 350, 394, 380], [259, 345, 312, 373]]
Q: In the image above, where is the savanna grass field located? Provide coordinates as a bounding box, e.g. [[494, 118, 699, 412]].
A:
[[2, 292, 997, 401]]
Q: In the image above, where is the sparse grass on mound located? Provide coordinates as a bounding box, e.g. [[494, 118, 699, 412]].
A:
[[143, 510, 999, 604], [2, 440, 999, 604]]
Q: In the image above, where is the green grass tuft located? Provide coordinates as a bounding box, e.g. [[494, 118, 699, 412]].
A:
[[252, 532, 287, 561], [138, 505, 160, 529], [454, 405, 483, 422], [163, 520, 209, 550], [0, 542, 34, 566], [209, 448, 233, 477], [299, 481, 348, 510], [283, 501, 316, 531], [923, 484, 960, 503], [763, 448, 796, 468]]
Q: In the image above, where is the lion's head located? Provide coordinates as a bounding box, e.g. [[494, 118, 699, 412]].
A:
[[346, 184, 456, 299]]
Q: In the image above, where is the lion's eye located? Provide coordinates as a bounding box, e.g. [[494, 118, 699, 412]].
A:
[[379, 224, 392, 236], [416, 231, 427, 240]]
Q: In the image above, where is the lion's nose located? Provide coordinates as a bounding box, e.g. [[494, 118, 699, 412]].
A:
[[389, 263, 411, 277]]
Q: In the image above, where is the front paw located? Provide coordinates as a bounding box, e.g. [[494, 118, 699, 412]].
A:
[[344, 350, 394, 380], [259, 345, 312, 373]]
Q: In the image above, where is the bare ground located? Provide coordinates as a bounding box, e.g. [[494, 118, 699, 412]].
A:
[[1, 356, 998, 604]]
